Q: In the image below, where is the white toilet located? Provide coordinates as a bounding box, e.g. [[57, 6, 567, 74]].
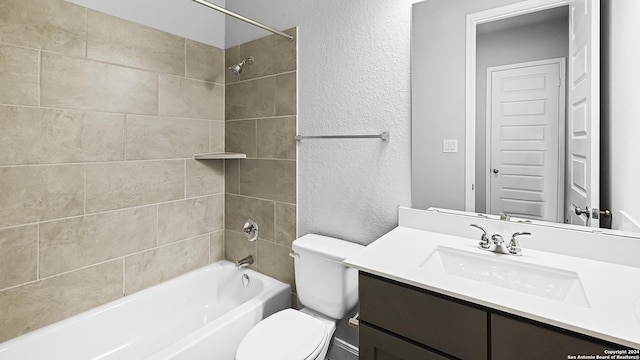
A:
[[235, 234, 364, 360]]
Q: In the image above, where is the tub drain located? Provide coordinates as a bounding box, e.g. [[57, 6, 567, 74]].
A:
[[242, 274, 250, 287]]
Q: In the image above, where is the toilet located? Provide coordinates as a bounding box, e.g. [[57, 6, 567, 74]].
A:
[[235, 234, 364, 360]]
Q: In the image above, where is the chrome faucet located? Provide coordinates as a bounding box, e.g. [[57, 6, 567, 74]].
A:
[[470, 224, 531, 256], [235, 255, 254, 270], [470, 224, 491, 250]]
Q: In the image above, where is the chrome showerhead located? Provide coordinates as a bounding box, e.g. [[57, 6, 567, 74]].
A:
[[228, 56, 254, 75]]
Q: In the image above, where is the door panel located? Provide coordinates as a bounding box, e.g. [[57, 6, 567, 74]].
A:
[[488, 60, 564, 222], [567, 0, 600, 227]]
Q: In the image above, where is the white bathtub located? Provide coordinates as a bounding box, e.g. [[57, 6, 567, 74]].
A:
[[0, 261, 291, 360]]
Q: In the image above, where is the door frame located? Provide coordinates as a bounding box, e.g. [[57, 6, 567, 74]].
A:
[[485, 58, 567, 222], [465, 0, 570, 212]]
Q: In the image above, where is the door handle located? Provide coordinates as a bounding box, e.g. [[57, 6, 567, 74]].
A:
[[492, 169, 499, 174], [575, 206, 590, 217]]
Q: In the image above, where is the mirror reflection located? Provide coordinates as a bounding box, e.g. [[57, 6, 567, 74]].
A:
[[474, 7, 570, 224], [411, 0, 640, 234]]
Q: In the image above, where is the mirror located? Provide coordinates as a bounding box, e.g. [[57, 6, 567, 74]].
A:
[[411, 0, 640, 235]]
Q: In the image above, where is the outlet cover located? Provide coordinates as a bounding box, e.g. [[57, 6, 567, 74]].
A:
[[443, 139, 458, 153]]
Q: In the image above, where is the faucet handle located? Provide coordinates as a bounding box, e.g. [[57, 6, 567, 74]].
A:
[[508, 232, 531, 256], [470, 224, 490, 249]]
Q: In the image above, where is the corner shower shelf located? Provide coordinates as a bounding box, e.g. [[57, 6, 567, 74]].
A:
[[193, 152, 247, 160]]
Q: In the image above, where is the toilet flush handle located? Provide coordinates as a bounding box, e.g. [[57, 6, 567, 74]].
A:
[[289, 251, 299, 259]]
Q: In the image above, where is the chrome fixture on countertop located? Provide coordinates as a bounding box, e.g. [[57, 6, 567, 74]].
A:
[[470, 224, 531, 256]]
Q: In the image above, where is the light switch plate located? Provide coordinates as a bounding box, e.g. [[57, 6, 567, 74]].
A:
[[443, 139, 458, 153]]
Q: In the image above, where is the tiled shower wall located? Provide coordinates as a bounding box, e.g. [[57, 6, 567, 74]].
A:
[[224, 29, 298, 294], [0, 0, 226, 341]]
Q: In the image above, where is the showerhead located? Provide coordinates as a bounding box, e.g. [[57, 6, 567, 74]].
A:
[[228, 56, 254, 76]]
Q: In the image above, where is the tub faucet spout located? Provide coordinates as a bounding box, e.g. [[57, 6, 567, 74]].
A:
[[235, 255, 254, 270]]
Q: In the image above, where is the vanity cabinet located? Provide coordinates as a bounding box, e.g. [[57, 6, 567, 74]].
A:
[[359, 272, 487, 360], [490, 314, 608, 360], [359, 273, 627, 360]]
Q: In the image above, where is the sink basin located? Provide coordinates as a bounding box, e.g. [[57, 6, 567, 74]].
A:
[[421, 246, 590, 308]]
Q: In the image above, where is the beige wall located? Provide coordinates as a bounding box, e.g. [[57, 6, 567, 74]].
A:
[[223, 29, 297, 295], [0, 0, 225, 341]]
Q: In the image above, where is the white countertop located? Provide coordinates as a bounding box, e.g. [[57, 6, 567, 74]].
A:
[[344, 226, 640, 349]]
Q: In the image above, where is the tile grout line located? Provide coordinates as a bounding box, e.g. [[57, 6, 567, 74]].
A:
[[38, 50, 42, 107], [84, 7, 89, 59], [36, 223, 40, 280], [0, 102, 225, 122], [122, 258, 126, 296], [84, 164, 87, 215], [156, 204, 160, 247], [0, 193, 226, 232], [123, 114, 128, 161]]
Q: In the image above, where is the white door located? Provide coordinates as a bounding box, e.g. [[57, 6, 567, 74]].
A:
[[488, 60, 565, 222], [567, 0, 600, 227]]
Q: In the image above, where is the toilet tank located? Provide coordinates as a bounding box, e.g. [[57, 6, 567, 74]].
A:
[[292, 234, 364, 319]]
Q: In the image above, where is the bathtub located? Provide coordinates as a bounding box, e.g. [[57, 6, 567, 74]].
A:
[[0, 261, 291, 360]]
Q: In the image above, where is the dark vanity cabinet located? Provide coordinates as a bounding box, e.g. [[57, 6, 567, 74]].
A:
[[359, 273, 628, 360]]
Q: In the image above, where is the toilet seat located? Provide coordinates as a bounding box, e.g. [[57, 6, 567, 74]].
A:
[[235, 309, 329, 360]]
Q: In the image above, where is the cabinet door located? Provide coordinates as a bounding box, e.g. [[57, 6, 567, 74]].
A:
[[491, 314, 611, 360], [360, 273, 487, 360], [360, 323, 452, 360]]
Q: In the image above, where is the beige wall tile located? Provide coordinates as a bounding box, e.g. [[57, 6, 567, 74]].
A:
[[239, 159, 296, 203], [257, 240, 294, 289], [257, 117, 296, 159], [186, 159, 224, 198], [210, 121, 225, 153], [86, 160, 184, 213], [238, 28, 297, 80], [126, 116, 209, 160], [225, 46, 240, 85], [157, 195, 223, 245], [226, 77, 275, 120], [225, 194, 274, 241], [224, 230, 256, 270], [41, 53, 158, 115], [87, 11, 185, 76], [124, 235, 209, 294], [226, 120, 257, 158], [158, 75, 224, 120], [210, 230, 224, 263], [225, 159, 240, 195], [0, 260, 122, 342], [0, 106, 124, 165], [0, 165, 84, 228], [275, 202, 297, 248], [39, 206, 157, 278], [0, 45, 38, 106], [0, 0, 86, 56], [186, 39, 224, 83], [0, 225, 37, 290], [275, 72, 297, 116]]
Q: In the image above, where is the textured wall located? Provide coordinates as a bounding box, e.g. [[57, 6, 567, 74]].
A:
[[223, 29, 297, 294], [601, 0, 640, 231], [0, 0, 225, 341], [65, 0, 226, 48], [226, 0, 415, 245]]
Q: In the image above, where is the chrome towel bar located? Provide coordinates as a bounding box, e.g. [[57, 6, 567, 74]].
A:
[[295, 131, 390, 142]]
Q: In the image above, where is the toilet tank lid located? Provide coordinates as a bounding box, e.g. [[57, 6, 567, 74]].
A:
[[293, 234, 364, 262]]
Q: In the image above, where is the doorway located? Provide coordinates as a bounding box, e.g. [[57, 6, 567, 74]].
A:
[[486, 59, 566, 222]]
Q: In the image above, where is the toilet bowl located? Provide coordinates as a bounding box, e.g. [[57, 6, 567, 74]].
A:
[[235, 234, 364, 360], [235, 308, 335, 360]]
